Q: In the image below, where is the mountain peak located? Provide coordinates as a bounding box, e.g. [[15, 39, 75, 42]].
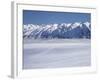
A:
[[23, 22, 91, 39]]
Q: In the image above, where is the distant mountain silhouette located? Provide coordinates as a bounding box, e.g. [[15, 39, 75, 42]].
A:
[[23, 22, 91, 39]]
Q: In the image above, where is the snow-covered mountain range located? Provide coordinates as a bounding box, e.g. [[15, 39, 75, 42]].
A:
[[23, 22, 91, 39]]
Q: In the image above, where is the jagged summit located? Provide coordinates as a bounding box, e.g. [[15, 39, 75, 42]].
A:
[[23, 22, 91, 39]]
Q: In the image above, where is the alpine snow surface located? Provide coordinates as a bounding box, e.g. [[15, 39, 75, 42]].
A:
[[23, 22, 91, 69]]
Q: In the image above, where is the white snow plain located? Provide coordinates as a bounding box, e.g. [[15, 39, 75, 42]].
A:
[[23, 39, 91, 69]]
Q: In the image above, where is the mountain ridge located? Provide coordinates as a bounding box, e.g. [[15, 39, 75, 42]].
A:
[[23, 22, 91, 39]]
